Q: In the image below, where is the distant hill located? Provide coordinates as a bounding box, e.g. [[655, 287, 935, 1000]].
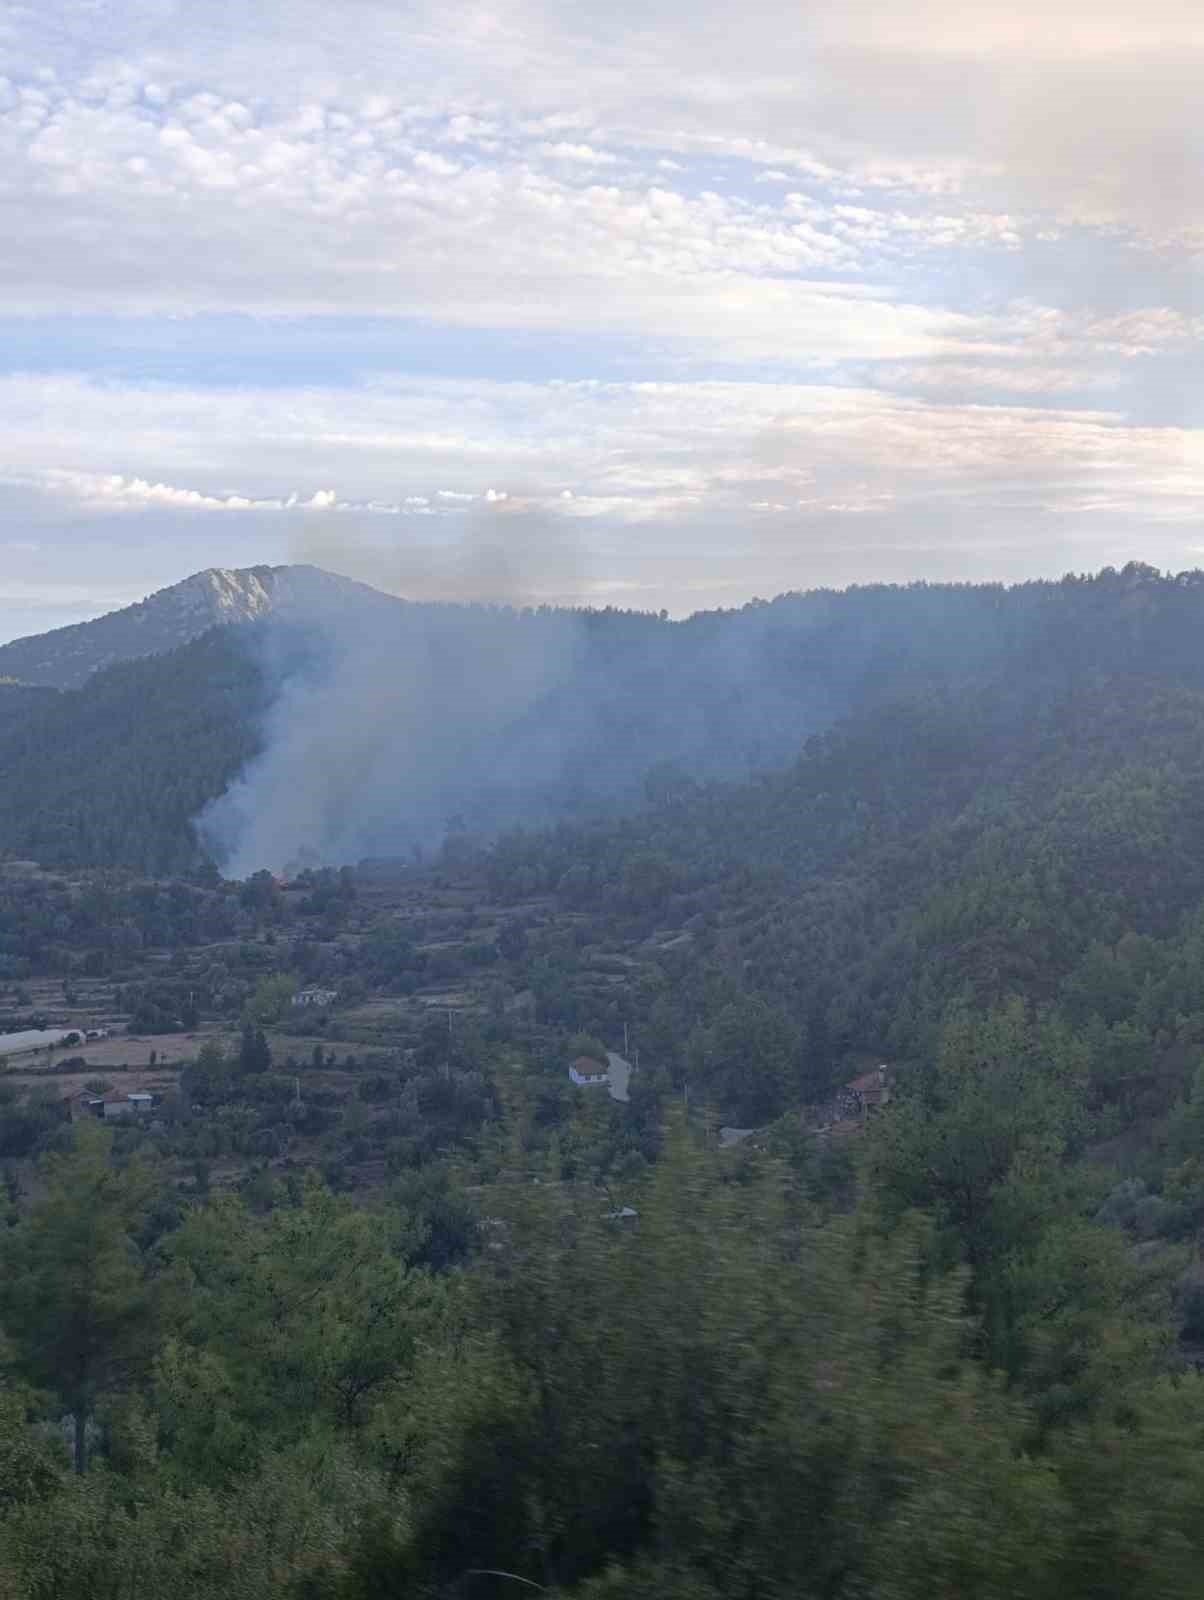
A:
[[0, 564, 403, 689], [4, 559, 1204, 876]]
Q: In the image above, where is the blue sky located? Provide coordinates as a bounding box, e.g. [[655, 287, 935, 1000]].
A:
[[2, 0, 1204, 639]]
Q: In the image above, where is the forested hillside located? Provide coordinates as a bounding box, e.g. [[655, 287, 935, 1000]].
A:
[[9, 565, 1204, 1592], [481, 669, 1204, 1118], [7, 560, 1204, 876], [0, 681, 56, 737], [0, 631, 266, 875]]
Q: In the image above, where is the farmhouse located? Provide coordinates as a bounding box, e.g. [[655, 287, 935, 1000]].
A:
[[846, 1065, 891, 1116], [76, 1090, 158, 1121], [569, 1055, 610, 1087], [292, 986, 339, 1009]]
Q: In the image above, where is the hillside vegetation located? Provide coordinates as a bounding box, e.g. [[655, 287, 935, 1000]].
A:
[[6, 563, 1204, 1594], [0, 631, 266, 875], [4, 560, 1204, 874]]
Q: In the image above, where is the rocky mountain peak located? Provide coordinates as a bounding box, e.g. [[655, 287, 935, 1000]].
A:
[[0, 564, 400, 689]]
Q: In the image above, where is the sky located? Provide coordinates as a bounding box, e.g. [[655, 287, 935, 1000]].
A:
[[2, 0, 1204, 639]]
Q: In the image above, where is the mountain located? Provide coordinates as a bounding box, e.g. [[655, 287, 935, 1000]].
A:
[[0, 564, 402, 689], [4, 559, 1204, 877]]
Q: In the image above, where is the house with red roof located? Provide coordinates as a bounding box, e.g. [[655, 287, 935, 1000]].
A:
[[569, 1055, 610, 1087], [846, 1065, 891, 1116]]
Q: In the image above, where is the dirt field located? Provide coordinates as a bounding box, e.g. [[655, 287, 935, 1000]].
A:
[[261, 1032, 400, 1064], [1, 1032, 208, 1073], [334, 998, 410, 1027], [5, 1065, 181, 1104]]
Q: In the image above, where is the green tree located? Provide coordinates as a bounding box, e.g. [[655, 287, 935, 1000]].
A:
[[867, 1001, 1170, 1412], [237, 1022, 272, 1076], [367, 1119, 1071, 1599], [181, 1039, 231, 1106], [566, 1032, 609, 1066], [161, 1174, 444, 1482], [243, 971, 297, 1026], [687, 995, 803, 1123], [0, 1126, 165, 1472], [621, 851, 676, 913]]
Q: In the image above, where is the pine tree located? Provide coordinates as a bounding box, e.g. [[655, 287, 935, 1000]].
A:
[[0, 1126, 163, 1472], [237, 1022, 272, 1075]]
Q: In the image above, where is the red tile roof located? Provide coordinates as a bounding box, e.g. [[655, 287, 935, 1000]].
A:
[[848, 1067, 889, 1093], [571, 1055, 609, 1076]]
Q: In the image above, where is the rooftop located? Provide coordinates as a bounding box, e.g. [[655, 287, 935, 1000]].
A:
[[571, 1055, 609, 1076], [847, 1066, 889, 1093]]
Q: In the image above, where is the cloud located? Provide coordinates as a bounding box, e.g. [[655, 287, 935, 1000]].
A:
[[0, 73, 994, 361], [4, 371, 1203, 527], [41, 470, 294, 512], [1, 0, 1203, 633], [10, 0, 1204, 237], [537, 140, 619, 165], [1, 367, 1203, 635], [34, 470, 430, 517]]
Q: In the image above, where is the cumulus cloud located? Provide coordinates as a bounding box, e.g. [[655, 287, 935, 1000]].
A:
[[40, 471, 294, 512], [1, 0, 1203, 634], [0, 76, 994, 361]]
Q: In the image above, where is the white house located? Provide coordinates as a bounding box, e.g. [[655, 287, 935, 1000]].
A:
[[292, 986, 339, 1009], [77, 1091, 157, 1121], [569, 1055, 610, 1087]]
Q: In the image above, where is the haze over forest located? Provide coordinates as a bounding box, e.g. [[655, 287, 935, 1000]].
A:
[[6, 556, 1204, 1596], [1, 558, 1200, 876], [8, 2, 1204, 1597]]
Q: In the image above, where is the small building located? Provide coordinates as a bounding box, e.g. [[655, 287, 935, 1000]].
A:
[[77, 1092, 156, 1121], [292, 986, 339, 1009], [569, 1055, 610, 1087], [846, 1065, 891, 1117], [605, 1206, 639, 1228]]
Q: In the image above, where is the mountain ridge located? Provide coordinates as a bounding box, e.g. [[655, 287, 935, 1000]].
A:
[[0, 563, 402, 689], [2, 559, 1202, 876]]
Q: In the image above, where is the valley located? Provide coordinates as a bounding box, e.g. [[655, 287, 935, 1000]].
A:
[[6, 564, 1204, 1596]]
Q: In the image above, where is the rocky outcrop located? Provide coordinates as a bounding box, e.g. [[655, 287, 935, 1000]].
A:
[[0, 565, 402, 688]]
